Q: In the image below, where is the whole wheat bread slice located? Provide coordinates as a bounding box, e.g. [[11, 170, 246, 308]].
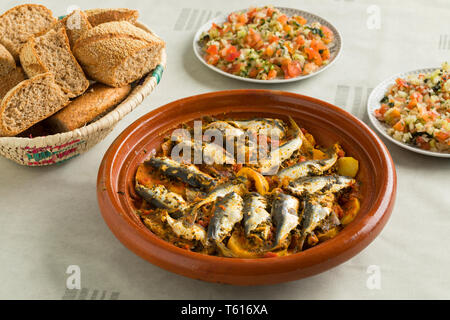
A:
[[0, 67, 26, 101], [73, 21, 165, 87], [0, 4, 56, 60], [20, 24, 89, 98], [0, 73, 69, 137], [84, 8, 139, 27]]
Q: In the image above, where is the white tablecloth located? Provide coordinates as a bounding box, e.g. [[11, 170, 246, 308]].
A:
[[1, 0, 449, 300]]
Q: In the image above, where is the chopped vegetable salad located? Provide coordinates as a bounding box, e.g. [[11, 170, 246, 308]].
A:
[[199, 6, 335, 80], [375, 63, 450, 153]]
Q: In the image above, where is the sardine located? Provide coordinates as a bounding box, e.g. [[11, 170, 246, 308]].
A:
[[287, 175, 355, 196], [207, 192, 244, 242], [204, 121, 245, 139], [227, 118, 287, 140], [183, 178, 248, 227], [271, 193, 300, 247], [177, 139, 236, 165], [163, 212, 206, 244], [147, 157, 216, 191], [136, 183, 186, 211], [243, 192, 271, 238], [258, 117, 304, 174], [276, 146, 338, 184], [301, 193, 335, 235]]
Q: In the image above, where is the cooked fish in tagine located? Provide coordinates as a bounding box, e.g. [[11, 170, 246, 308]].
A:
[[133, 116, 362, 258]]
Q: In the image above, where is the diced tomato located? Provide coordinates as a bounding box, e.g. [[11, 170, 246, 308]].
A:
[[222, 22, 231, 33], [206, 44, 218, 55], [265, 46, 275, 57], [295, 35, 305, 46], [277, 14, 288, 25], [248, 68, 259, 78], [245, 28, 262, 48], [205, 54, 219, 65], [267, 69, 277, 80], [238, 13, 248, 24], [407, 98, 418, 109], [283, 24, 292, 33], [228, 62, 242, 74], [378, 104, 389, 115], [266, 7, 275, 17], [283, 61, 302, 79], [210, 22, 220, 31], [310, 40, 327, 52], [269, 35, 279, 43], [410, 92, 423, 102], [280, 57, 291, 66], [416, 136, 430, 150], [254, 40, 264, 49], [395, 78, 409, 88], [435, 131, 449, 143], [284, 41, 295, 54], [303, 62, 317, 75], [294, 15, 307, 25], [224, 46, 240, 62], [393, 120, 405, 132], [321, 48, 330, 60], [320, 25, 334, 43], [227, 12, 237, 23]]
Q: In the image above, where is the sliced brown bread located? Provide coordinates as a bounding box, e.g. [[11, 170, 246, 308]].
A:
[[73, 21, 165, 87], [0, 43, 16, 75], [59, 10, 92, 48], [20, 24, 89, 98], [84, 8, 139, 27], [0, 73, 69, 137], [0, 67, 26, 101], [46, 83, 131, 132], [0, 4, 56, 60]]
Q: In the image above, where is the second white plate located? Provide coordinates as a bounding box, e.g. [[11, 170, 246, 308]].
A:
[[367, 67, 450, 158]]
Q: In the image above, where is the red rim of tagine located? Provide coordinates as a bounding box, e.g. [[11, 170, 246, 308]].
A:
[[97, 90, 397, 285]]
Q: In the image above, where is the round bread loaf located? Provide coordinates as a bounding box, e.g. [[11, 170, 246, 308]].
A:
[[46, 83, 131, 133], [73, 21, 165, 87]]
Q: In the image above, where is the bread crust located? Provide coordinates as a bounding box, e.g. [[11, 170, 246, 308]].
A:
[[46, 83, 132, 132], [73, 21, 165, 87], [0, 43, 16, 75], [84, 8, 139, 27]]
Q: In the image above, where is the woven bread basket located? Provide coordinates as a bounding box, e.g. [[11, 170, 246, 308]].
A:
[[0, 22, 166, 166]]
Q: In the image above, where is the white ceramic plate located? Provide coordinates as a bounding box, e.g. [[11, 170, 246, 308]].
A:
[[193, 7, 342, 84], [367, 67, 450, 158]]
